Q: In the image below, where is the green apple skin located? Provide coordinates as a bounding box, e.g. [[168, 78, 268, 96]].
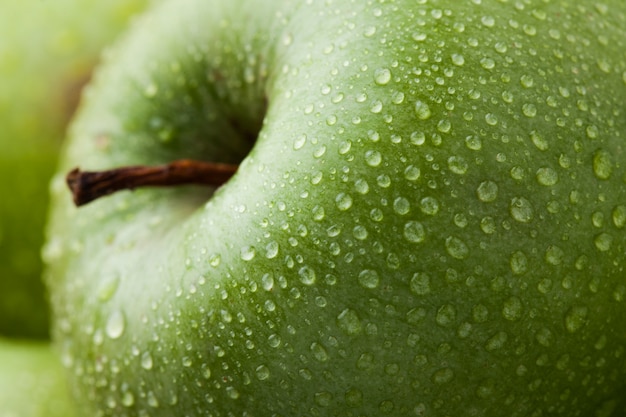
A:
[[0, 0, 153, 339], [45, 0, 626, 416], [0, 338, 76, 417]]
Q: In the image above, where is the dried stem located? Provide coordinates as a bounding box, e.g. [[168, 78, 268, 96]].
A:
[[66, 159, 238, 206]]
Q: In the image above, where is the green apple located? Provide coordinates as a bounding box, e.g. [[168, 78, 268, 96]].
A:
[[0, 338, 76, 417], [45, 0, 626, 415], [0, 0, 153, 338]]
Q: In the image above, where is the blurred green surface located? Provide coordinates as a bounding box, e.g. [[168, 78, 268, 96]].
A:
[[0, 0, 152, 339], [0, 338, 76, 417]]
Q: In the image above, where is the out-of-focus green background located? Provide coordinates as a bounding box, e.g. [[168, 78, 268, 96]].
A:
[[1, 0, 152, 414]]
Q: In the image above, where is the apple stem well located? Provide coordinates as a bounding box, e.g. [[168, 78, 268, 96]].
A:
[[66, 159, 238, 206]]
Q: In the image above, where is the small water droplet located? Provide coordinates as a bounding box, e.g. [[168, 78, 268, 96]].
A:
[[404, 165, 421, 181], [465, 135, 482, 150], [310, 342, 329, 362], [545, 245, 564, 265], [536, 167, 558, 186], [520, 74, 534, 88], [522, 103, 537, 118], [420, 197, 440, 215], [315, 391, 333, 407], [485, 331, 508, 351], [240, 246, 256, 261], [594, 233, 613, 252], [451, 53, 465, 66], [485, 113, 498, 126], [447, 156, 468, 174], [436, 304, 457, 326], [612, 205, 626, 228]]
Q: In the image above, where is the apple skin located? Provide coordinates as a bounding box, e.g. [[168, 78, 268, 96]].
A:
[[45, 0, 626, 416], [0, 0, 154, 339]]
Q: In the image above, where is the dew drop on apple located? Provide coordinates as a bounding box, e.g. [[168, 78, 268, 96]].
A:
[[593, 149, 613, 179], [419, 196, 440, 215], [315, 391, 332, 407], [510, 197, 534, 223], [502, 297, 523, 321], [393, 197, 411, 215], [336, 308, 362, 335], [404, 165, 421, 181], [565, 306, 589, 333], [105, 310, 126, 339], [240, 245, 256, 261], [265, 241, 279, 259], [352, 225, 368, 240], [310, 342, 329, 362], [536, 167, 558, 186], [432, 367, 455, 385], [121, 390, 135, 407], [358, 269, 380, 289], [354, 178, 369, 194], [335, 193, 353, 211], [141, 351, 153, 370], [436, 304, 457, 327], [476, 180, 498, 202], [374, 68, 391, 85], [447, 155, 468, 174], [484, 113, 498, 126], [403, 221, 425, 243], [97, 273, 120, 302], [613, 205, 626, 228], [268, 334, 281, 348], [451, 53, 465, 66], [445, 236, 469, 260], [298, 266, 316, 285], [255, 365, 270, 381], [414, 100, 432, 120], [594, 232, 613, 252], [410, 272, 431, 295], [485, 331, 508, 351], [545, 245, 564, 266], [510, 251, 528, 275], [364, 150, 382, 167]]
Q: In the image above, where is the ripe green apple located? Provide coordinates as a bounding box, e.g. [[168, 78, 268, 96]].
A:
[[45, 0, 626, 415], [0, 338, 76, 417], [0, 0, 152, 338]]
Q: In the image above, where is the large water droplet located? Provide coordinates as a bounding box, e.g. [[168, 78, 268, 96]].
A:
[[141, 351, 153, 370], [298, 266, 317, 285], [374, 68, 392, 85], [536, 167, 558, 186], [476, 181, 498, 202], [445, 236, 469, 259], [404, 221, 426, 243], [510, 197, 534, 223], [105, 310, 125, 339], [565, 306, 588, 333], [593, 149, 613, 179], [336, 309, 362, 335], [335, 193, 354, 211], [414, 100, 432, 120], [502, 297, 523, 321], [358, 269, 380, 289], [410, 272, 431, 295]]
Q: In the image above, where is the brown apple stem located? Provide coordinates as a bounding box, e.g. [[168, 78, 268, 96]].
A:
[[66, 159, 238, 207]]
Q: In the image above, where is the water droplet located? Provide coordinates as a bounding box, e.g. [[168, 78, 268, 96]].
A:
[[358, 269, 380, 289], [481, 15, 495, 27], [312, 205, 325, 221], [393, 197, 411, 215], [530, 131, 548, 150], [365, 150, 382, 167], [105, 310, 125, 339], [594, 233, 613, 252], [593, 149, 613, 179], [520, 74, 534, 88], [437, 119, 452, 133], [613, 205, 626, 228], [141, 351, 153, 370], [370, 100, 383, 113], [447, 156, 468, 174], [265, 241, 279, 259], [510, 197, 534, 223], [536, 167, 558, 186], [121, 390, 135, 407], [451, 53, 465, 66], [336, 309, 362, 335], [256, 365, 270, 380], [293, 134, 307, 150], [545, 245, 564, 265], [345, 388, 363, 407], [476, 181, 498, 202], [485, 113, 498, 126], [420, 197, 440, 215], [485, 331, 508, 351], [335, 193, 353, 211], [445, 236, 469, 259], [298, 266, 316, 285], [147, 391, 159, 407], [465, 135, 482, 150], [240, 245, 256, 261], [414, 100, 432, 120], [310, 342, 329, 362], [510, 251, 528, 275], [391, 91, 405, 104], [436, 304, 457, 326], [374, 68, 392, 85], [404, 221, 426, 243], [480, 216, 496, 234], [410, 272, 431, 295], [315, 391, 333, 407], [432, 368, 455, 384], [565, 306, 588, 333], [502, 297, 523, 321], [480, 57, 495, 70], [404, 165, 421, 181], [522, 103, 537, 118]]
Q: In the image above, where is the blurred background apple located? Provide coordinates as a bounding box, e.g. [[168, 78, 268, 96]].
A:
[[0, 0, 154, 339]]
